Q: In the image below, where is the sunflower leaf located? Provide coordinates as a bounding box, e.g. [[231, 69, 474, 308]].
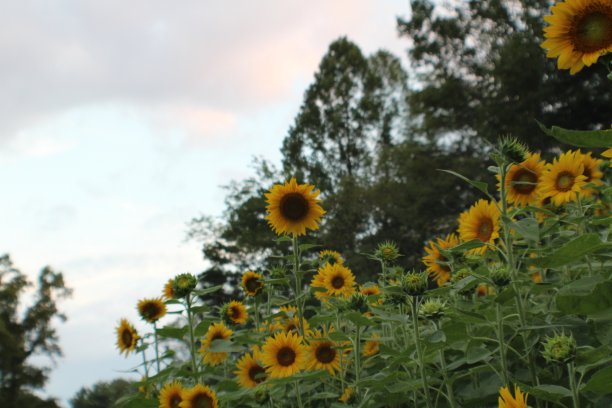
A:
[[537, 121, 612, 148], [530, 233, 611, 268], [438, 169, 490, 197]]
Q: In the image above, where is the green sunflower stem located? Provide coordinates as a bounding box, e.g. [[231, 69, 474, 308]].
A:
[[153, 322, 161, 374], [185, 294, 199, 381], [568, 361, 580, 408], [254, 296, 260, 332], [294, 381, 304, 408], [354, 323, 362, 397], [410, 296, 433, 408], [495, 303, 510, 386], [500, 161, 542, 408], [292, 235, 306, 338], [433, 321, 457, 408]]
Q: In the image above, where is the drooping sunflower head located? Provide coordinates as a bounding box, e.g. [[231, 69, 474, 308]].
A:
[[261, 331, 305, 378], [222, 300, 248, 325], [306, 331, 341, 374], [159, 381, 183, 408], [235, 351, 267, 388], [163, 279, 175, 300], [199, 322, 234, 366], [241, 271, 264, 296], [265, 178, 325, 236], [363, 333, 381, 357], [576, 150, 604, 196], [115, 318, 139, 356], [458, 199, 500, 255], [541, 150, 587, 206], [136, 297, 167, 323], [542, 0, 612, 74], [311, 263, 356, 299], [179, 384, 218, 408], [501, 152, 546, 206], [498, 384, 528, 408], [319, 249, 344, 266], [422, 233, 459, 286]]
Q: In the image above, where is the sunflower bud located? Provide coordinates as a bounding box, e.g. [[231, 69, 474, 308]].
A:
[[499, 136, 528, 164], [419, 298, 446, 320], [269, 265, 286, 279], [490, 266, 511, 287], [451, 268, 473, 296], [402, 271, 428, 297], [173, 273, 197, 298], [375, 241, 401, 262], [348, 293, 369, 314], [542, 333, 576, 363]]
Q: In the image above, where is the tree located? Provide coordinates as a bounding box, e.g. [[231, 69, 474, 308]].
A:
[[0, 254, 71, 408], [70, 379, 136, 408], [398, 0, 611, 153]]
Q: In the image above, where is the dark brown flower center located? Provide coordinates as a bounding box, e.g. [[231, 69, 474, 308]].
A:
[[248, 364, 266, 383], [142, 302, 161, 320], [277, 347, 296, 366], [315, 343, 336, 364], [169, 394, 182, 408], [192, 393, 214, 408], [245, 277, 261, 293], [477, 218, 494, 242], [583, 167, 592, 182], [211, 332, 225, 341], [121, 329, 133, 347], [512, 169, 538, 194], [571, 8, 612, 52], [279, 193, 309, 221], [556, 171, 575, 192], [229, 306, 241, 319], [331, 275, 345, 289]]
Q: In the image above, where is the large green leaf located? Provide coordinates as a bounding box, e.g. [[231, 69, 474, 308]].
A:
[[556, 276, 612, 316], [538, 122, 612, 148], [583, 366, 612, 394], [439, 169, 490, 196], [531, 234, 611, 268], [524, 384, 572, 402]]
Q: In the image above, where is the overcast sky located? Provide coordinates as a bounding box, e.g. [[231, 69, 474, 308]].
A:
[[0, 1, 409, 405]]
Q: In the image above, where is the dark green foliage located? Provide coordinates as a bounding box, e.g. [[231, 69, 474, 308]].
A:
[[70, 379, 136, 408], [398, 0, 611, 153], [0, 254, 71, 408]]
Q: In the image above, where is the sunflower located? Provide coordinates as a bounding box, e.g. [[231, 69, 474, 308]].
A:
[[137, 297, 167, 323], [306, 331, 340, 374], [241, 271, 264, 296], [199, 322, 234, 366], [363, 333, 381, 357], [265, 177, 325, 236], [476, 283, 495, 297], [458, 200, 500, 255], [500, 153, 546, 206], [261, 331, 305, 378], [422, 233, 459, 286], [274, 305, 310, 335], [311, 263, 356, 299], [115, 319, 139, 356], [179, 384, 218, 408], [532, 271, 543, 284], [319, 249, 344, 266], [223, 300, 248, 325], [159, 381, 183, 408], [235, 350, 267, 388], [339, 387, 354, 403], [360, 284, 380, 296], [541, 0, 612, 74], [163, 279, 175, 300], [602, 148, 612, 166], [498, 384, 528, 408], [576, 150, 604, 196], [540, 150, 587, 206]]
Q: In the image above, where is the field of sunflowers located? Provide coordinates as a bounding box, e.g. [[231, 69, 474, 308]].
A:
[[113, 1, 612, 407]]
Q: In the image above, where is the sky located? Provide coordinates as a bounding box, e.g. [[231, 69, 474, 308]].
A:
[[0, 1, 409, 405]]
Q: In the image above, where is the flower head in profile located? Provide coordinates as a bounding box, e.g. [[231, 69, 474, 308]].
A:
[[115, 319, 139, 356], [319, 249, 344, 266], [423, 233, 459, 286], [136, 297, 167, 323], [162, 279, 175, 300], [235, 348, 267, 388], [265, 178, 325, 236], [541, 0, 612, 74], [498, 384, 528, 408], [576, 150, 604, 196], [363, 333, 381, 357]]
